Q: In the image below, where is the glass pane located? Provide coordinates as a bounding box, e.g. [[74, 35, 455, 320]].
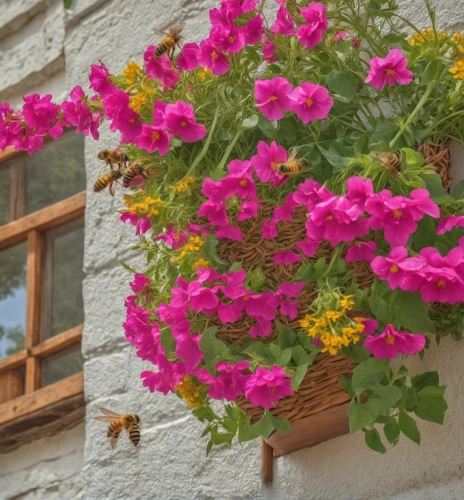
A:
[[0, 165, 10, 225], [0, 242, 27, 359], [25, 132, 85, 215], [41, 346, 83, 387], [42, 220, 84, 339]]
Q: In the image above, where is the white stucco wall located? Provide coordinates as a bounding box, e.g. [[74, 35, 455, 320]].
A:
[[1, 0, 464, 499]]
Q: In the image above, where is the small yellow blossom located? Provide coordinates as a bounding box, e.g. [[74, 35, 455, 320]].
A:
[[126, 196, 164, 216], [176, 376, 203, 408], [193, 258, 210, 270], [198, 67, 212, 80], [124, 62, 142, 85], [450, 60, 464, 79], [171, 235, 204, 264], [451, 32, 464, 45], [170, 176, 197, 193], [129, 91, 148, 114], [140, 79, 158, 97], [339, 295, 355, 310], [408, 28, 448, 46]]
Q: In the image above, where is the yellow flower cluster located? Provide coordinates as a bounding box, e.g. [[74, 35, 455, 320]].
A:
[[452, 32, 464, 45], [126, 195, 164, 217], [299, 295, 364, 356], [129, 91, 148, 114], [172, 235, 204, 264], [197, 68, 212, 80], [408, 28, 448, 45], [450, 60, 464, 79], [192, 258, 210, 270], [170, 176, 197, 193], [123, 62, 142, 85], [176, 376, 203, 408]]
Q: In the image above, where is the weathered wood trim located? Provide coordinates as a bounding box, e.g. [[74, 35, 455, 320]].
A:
[[31, 325, 83, 358]]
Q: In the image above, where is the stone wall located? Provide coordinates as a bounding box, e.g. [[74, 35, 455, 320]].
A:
[[0, 0, 464, 499]]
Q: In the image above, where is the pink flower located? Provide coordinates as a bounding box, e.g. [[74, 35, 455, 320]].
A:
[[272, 193, 297, 223], [188, 282, 219, 313], [293, 178, 333, 210], [117, 108, 142, 143], [296, 239, 321, 257], [334, 30, 360, 47], [306, 196, 369, 246], [345, 242, 377, 263], [364, 325, 426, 359], [61, 86, 98, 139], [371, 246, 426, 291], [198, 200, 229, 226], [120, 213, 153, 235], [238, 200, 260, 221], [22, 94, 59, 134], [288, 82, 333, 124], [365, 49, 413, 90], [177, 43, 200, 71], [217, 303, 243, 323], [245, 366, 293, 408], [216, 224, 243, 240], [249, 318, 273, 338], [274, 251, 302, 265], [271, 5, 295, 36], [222, 159, 257, 199], [198, 39, 230, 75], [89, 62, 116, 97], [263, 220, 278, 239], [175, 333, 203, 371], [135, 124, 170, 156], [165, 101, 206, 142], [279, 299, 300, 319], [365, 189, 439, 247], [255, 77, 292, 120], [244, 14, 264, 45], [437, 216, 464, 235], [242, 291, 280, 320], [196, 361, 250, 401], [358, 318, 379, 335], [276, 281, 305, 298], [346, 176, 373, 211], [262, 37, 279, 62], [250, 140, 287, 186], [141, 354, 186, 395], [297, 2, 328, 50], [156, 226, 187, 249], [210, 24, 246, 53], [130, 274, 150, 293], [144, 46, 180, 88]]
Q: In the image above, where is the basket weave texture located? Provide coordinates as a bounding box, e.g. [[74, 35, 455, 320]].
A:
[[215, 142, 451, 425]]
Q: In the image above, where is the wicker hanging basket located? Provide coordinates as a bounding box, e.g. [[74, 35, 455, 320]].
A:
[[215, 142, 452, 455]]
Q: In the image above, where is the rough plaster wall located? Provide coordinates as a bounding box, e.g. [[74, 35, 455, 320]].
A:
[[0, 424, 85, 500]]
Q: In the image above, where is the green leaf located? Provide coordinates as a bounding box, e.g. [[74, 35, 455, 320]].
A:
[[270, 414, 292, 434], [384, 421, 400, 446], [398, 409, 421, 444], [369, 120, 401, 151], [200, 326, 228, 364], [421, 172, 447, 198], [260, 411, 275, 439], [413, 216, 436, 250], [121, 262, 137, 273], [369, 384, 403, 414], [193, 406, 216, 422], [291, 363, 309, 391], [211, 428, 235, 445], [396, 308, 435, 335], [413, 371, 439, 392], [241, 115, 259, 129], [351, 358, 390, 395], [276, 323, 297, 349], [421, 60, 442, 84], [348, 399, 378, 434], [453, 180, 464, 200], [160, 327, 176, 357], [229, 262, 242, 272], [269, 343, 282, 361], [64, 0, 73, 8], [400, 148, 424, 170], [340, 375, 354, 398], [314, 257, 328, 276], [238, 413, 262, 443], [365, 428, 387, 453], [404, 387, 419, 412], [206, 439, 214, 456], [294, 263, 317, 282], [277, 348, 293, 367], [258, 117, 277, 138], [415, 385, 447, 424], [318, 147, 351, 171], [368, 292, 389, 324], [326, 71, 357, 102], [205, 234, 229, 271]]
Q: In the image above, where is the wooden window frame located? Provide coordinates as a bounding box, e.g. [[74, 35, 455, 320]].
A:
[[0, 145, 85, 432]]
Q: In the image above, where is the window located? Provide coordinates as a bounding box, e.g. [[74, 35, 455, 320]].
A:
[[0, 133, 86, 442]]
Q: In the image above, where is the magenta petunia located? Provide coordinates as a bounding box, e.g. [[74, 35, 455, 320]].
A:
[[296, 239, 321, 257], [358, 318, 379, 335], [217, 302, 243, 323], [276, 281, 305, 298], [130, 274, 150, 293], [22, 94, 59, 135], [198, 39, 230, 75], [371, 246, 426, 292], [165, 101, 207, 142], [345, 242, 377, 263], [135, 124, 170, 156], [297, 2, 328, 50], [245, 366, 293, 408], [244, 14, 264, 45], [271, 5, 295, 36], [288, 82, 333, 124], [279, 299, 300, 319], [263, 220, 278, 239], [274, 251, 302, 265], [364, 324, 426, 359], [293, 178, 333, 210], [262, 37, 279, 62], [216, 224, 243, 241], [334, 30, 360, 47], [188, 283, 219, 313], [89, 61, 116, 98], [223, 159, 257, 200], [254, 77, 293, 121], [272, 194, 297, 223], [210, 24, 246, 54], [120, 212, 152, 236], [346, 176, 374, 211], [238, 200, 260, 221], [365, 49, 413, 90], [144, 46, 180, 88], [437, 215, 464, 235], [177, 42, 200, 71], [198, 200, 229, 226], [249, 318, 273, 338], [250, 140, 288, 186], [117, 108, 142, 143]]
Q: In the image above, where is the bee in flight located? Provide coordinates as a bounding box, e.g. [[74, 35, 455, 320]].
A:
[[97, 149, 129, 169], [93, 408, 141, 449], [274, 148, 308, 176], [93, 169, 123, 196], [371, 151, 401, 177], [122, 161, 149, 188], [154, 22, 186, 59]]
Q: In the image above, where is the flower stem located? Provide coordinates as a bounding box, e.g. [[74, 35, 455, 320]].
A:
[[212, 127, 244, 180]]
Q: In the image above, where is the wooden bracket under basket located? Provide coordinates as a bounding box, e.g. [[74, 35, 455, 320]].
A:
[[261, 402, 350, 483]]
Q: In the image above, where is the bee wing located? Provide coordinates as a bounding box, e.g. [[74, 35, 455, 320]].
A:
[[93, 416, 117, 423], [99, 407, 123, 418], [168, 22, 186, 35], [288, 147, 298, 160], [110, 434, 121, 449]]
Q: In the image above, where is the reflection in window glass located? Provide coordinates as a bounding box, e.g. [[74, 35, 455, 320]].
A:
[[42, 219, 85, 339], [42, 346, 83, 387], [26, 133, 85, 215], [0, 165, 10, 225], [0, 242, 27, 359]]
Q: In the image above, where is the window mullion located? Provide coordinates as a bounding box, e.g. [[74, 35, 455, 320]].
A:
[[9, 158, 26, 222]]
